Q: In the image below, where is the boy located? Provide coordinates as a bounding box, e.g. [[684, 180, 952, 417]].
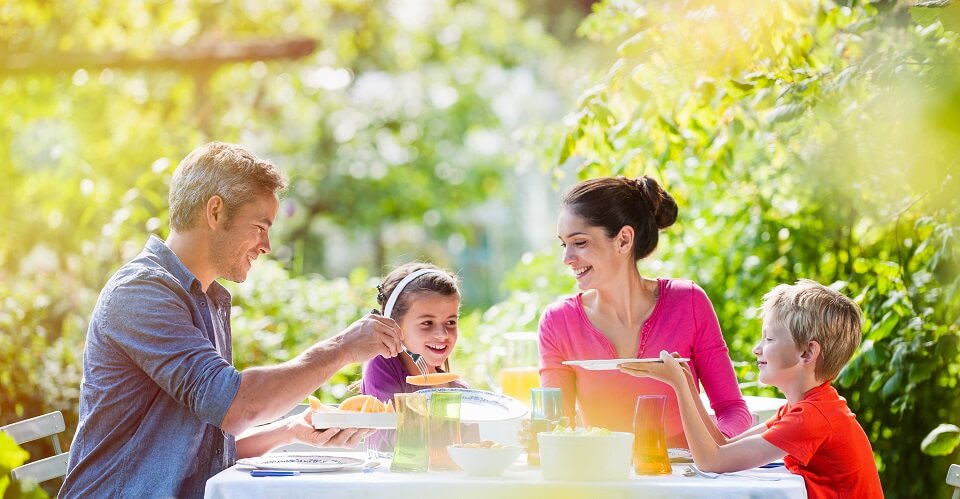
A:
[[621, 279, 883, 498]]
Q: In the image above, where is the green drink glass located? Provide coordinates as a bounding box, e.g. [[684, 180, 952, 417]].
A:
[[391, 393, 429, 472]]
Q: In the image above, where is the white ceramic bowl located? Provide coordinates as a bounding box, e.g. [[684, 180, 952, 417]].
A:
[[537, 431, 634, 481], [446, 444, 522, 477]]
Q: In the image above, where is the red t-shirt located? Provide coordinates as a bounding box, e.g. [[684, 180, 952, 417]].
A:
[[762, 382, 883, 498]]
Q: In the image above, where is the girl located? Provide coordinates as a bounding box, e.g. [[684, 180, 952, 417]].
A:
[[539, 175, 752, 447], [361, 262, 470, 399]]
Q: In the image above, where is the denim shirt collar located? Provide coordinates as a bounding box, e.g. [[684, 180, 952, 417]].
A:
[[145, 235, 230, 304]]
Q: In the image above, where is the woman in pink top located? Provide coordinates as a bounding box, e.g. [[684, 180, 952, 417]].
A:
[[540, 176, 751, 447]]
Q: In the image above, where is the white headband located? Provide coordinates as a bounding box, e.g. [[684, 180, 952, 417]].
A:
[[382, 268, 447, 318]]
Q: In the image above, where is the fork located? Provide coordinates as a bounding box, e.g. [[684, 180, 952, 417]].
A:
[[684, 465, 781, 481], [371, 309, 428, 379]]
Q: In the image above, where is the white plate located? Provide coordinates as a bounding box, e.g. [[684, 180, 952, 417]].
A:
[[236, 453, 365, 472], [562, 358, 690, 370], [312, 411, 396, 430], [415, 388, 529, 423]]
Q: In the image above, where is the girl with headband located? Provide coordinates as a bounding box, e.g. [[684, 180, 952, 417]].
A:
[[361, 262, 471, 400]]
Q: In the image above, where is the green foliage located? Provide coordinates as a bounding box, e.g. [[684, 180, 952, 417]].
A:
[[558, 0, 960, 496], [0, 0, 561, 460], [0, 433, 47, 499], [226, 262, 379, 402], [922, 424, 960, 457]]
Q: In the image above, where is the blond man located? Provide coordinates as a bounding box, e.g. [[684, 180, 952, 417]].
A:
[[63, 143, 403, 498]]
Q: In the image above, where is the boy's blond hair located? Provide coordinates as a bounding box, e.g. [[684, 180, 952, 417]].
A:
[[760, 279, 863, 382]]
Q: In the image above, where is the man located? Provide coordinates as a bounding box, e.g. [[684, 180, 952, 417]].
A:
[[62, 142, 403, 498]]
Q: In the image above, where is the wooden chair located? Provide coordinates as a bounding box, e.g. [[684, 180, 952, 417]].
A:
[[948, 464, 960, 499], [0, 411, 70, 484]]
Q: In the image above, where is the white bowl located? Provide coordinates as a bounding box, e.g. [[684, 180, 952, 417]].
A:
[[446, 444, 522, 476], [538, 431, 634, 481]]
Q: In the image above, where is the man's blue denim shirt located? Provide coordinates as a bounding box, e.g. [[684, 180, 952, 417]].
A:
[[62, 236, 242, 498]]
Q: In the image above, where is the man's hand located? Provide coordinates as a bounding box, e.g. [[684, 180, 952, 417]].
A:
[[286, 407, 374, 448], [619, 350, 690, 388], [336, 314, 403, 363]]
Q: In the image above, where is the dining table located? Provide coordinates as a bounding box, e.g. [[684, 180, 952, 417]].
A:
[[204, 450, 806, 499]]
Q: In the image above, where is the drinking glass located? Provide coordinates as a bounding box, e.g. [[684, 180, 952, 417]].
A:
[[391, 393, 428, 472], [500, 332, 540, 406], [527, 387, 562, 466], [427, 391, 462, 471], [632, 395, 671, 475]]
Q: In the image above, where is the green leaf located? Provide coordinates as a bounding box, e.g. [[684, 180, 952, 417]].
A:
[[869, 311, 899, 342], [764, 103, 805, 124], [0, 433, 29, 473], [881, 370, 903, 400], [920, 424, 960, 456]]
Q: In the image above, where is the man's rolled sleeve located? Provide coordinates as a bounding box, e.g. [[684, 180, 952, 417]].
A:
[[101, 270, 242, 426]]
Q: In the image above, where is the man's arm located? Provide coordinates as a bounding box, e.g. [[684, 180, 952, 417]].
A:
[[220, 314, 402, 436], [234, 407, 370, 458]]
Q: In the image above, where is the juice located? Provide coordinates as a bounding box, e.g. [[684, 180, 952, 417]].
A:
[[391, 394, 428, 472], [392, 428, 428, 472], [428, 416, 461, 471], [501, 367, 540, 405]]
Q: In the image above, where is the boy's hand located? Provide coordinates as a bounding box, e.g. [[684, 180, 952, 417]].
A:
[[619, 350, 689, 388]]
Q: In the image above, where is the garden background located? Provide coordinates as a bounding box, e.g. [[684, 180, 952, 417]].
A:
[[1, 1, 958, 497]]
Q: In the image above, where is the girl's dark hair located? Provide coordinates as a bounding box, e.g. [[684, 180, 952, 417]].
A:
[[376, 262, 460, 321], [561, 175, 678, 261]]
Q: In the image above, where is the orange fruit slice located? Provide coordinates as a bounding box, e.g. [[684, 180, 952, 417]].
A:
[[308, 395, 323, 412], [360, 396, 387, 413], [385, 400, 395, 413], [405, 372, 461, 386], [339, 394, 387, 413]]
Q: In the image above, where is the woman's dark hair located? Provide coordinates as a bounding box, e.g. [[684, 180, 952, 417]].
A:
[[376, 262, 460, 321], [561, 175, 678, 261]]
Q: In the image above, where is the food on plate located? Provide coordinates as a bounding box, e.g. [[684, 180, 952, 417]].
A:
[[453, 440, 507, 449], [405, 372, 461, 386], [338, 394, 391, 413], [308, 395, 323, 412], [548, 426, 613, 436]]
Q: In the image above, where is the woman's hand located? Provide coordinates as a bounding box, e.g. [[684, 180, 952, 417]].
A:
[[286, 407, 374, 448], [619, 350, 690, 388]]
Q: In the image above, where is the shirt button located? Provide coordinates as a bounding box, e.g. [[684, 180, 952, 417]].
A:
[[200, 302, 206, 307]]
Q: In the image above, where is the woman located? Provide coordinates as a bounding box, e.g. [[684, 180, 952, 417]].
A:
[[538, 176, 751, 447]]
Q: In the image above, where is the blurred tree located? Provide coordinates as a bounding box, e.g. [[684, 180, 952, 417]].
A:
[[0, 0, 564, 477]]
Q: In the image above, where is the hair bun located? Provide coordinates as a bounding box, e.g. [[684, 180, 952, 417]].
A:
[[634, 176, 678, 230]]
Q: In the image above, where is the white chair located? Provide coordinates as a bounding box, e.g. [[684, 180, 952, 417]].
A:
[[0, 411, 70, 484], [947, 463, 960, 499]]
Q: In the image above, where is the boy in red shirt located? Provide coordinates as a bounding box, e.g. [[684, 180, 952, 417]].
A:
[[622, 279, 883, 498]]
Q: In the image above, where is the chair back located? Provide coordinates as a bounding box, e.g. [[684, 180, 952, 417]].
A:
[[0, 411, 70, 483], [948, 464, 960, 499]]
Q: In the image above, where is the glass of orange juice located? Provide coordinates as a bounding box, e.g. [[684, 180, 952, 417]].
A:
[[499, 332, 540, 405]]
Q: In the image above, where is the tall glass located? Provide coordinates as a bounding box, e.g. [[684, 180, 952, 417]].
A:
[[391, 393, 428, 472], [500, 332, 540, 405], [527, 387, 562, 466], [427, 392, 462, 471], [632, 395, 671, 475]]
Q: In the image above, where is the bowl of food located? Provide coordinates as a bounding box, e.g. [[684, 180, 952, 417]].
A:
[[537, 427, 633, 481], [446, 441, 522, 477]]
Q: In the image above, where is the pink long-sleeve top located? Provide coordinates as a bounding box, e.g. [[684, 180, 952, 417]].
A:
[[538, 278, 752, 447]]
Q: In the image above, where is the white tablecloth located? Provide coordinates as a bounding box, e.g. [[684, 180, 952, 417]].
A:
[[205, 452, 806, 499]]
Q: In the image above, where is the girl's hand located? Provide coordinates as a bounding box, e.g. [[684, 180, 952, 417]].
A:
[[619, 350, 689, 388]]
